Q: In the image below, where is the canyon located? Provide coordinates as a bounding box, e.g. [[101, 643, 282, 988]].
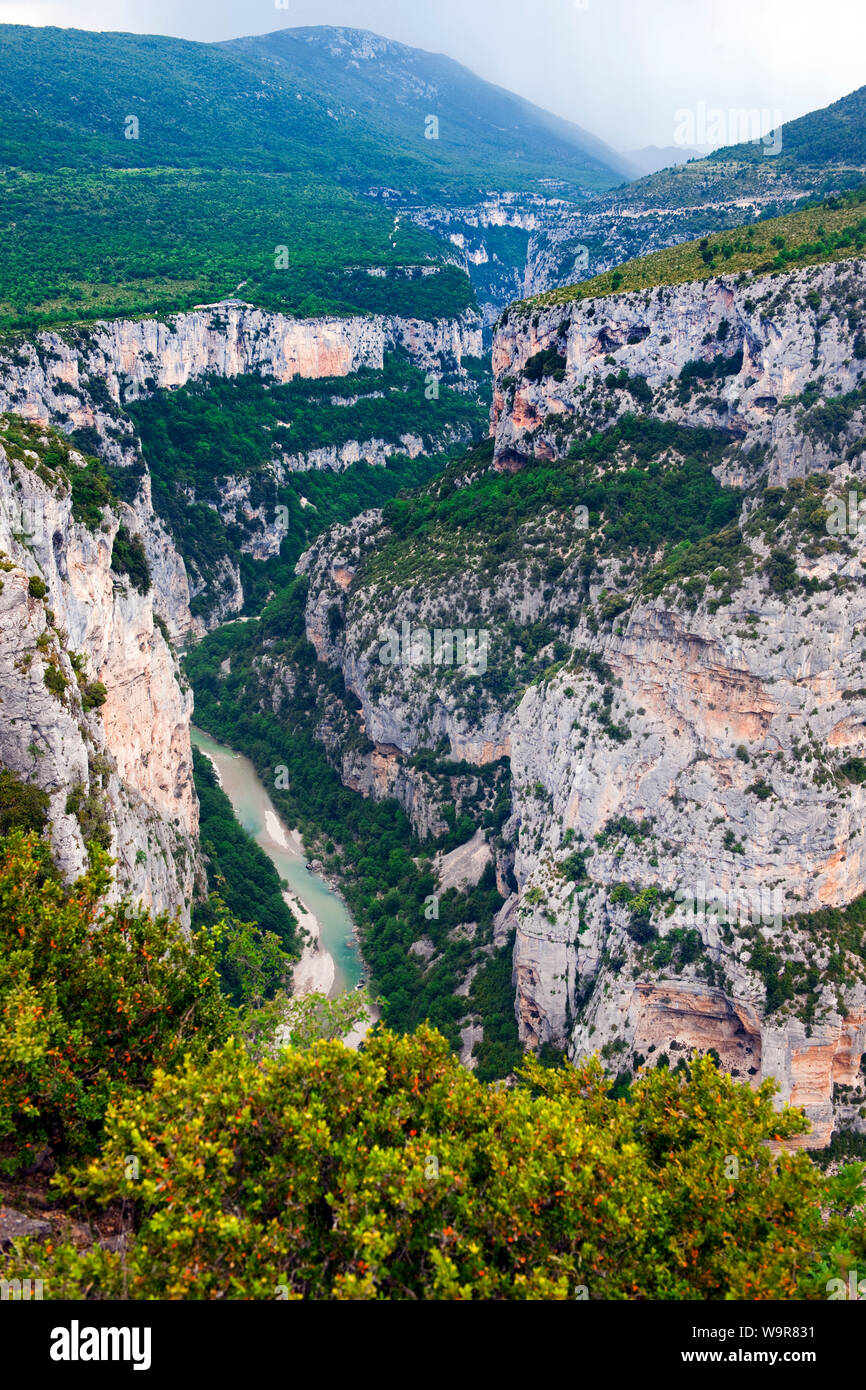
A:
[[2, 215, 865, 1144], [0, 299, 481, 918], [295, 253, 866, 1143]]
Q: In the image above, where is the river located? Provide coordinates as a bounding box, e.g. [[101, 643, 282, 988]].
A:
[[191, 727, 363, 998]]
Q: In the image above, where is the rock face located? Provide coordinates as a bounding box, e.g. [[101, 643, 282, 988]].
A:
[[274, 434, 427, 476], [296, 253, 866, 1142], [0, 301, 483, 637], [297, 507, 511, 838], [0, 297, 483, 909], [493, 259, 866, 484], [493, 256, 866, 1144], [434, 830, 493, 894], [406, 195, 566, 329], [0, 431, 199, 921], [0, 304, 481, 407], [0, 1206, 52, 1249]]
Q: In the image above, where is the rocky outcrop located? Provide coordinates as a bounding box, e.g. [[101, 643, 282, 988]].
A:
[[493, 259, 866, 485], [0, 301, 483, 636], [299, 510, 510, 773], [434, 829, 493, 893], [0, 304, 481, 410], [274, 433, 426, 476], [488, 255, 866, 1143], [0, 429, 199, 920]]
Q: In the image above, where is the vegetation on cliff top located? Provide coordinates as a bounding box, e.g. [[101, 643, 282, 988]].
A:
[[0, 169, 476, 334], [0, 21, 623, 332], [712, 83, 866, 169], [0, 830, 233, 1171], [521, 186, 866, 313]]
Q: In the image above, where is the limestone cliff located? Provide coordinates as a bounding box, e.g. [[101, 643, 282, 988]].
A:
[[296, 253, 866, 1142], [0, 298, 483, 911], [493, 259, 865, 483], [0, 301, 482, 637], [0, 422, 199, 920], [495, 255, 866, 1144]]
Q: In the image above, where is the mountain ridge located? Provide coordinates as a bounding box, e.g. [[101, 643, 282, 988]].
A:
[[224, 25, 633, 186]]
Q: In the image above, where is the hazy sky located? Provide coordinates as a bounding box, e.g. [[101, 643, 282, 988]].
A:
[[1, 0, 864, 151]]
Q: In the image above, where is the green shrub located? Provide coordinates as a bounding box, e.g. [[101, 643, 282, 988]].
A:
[[0, 830, 232, 1171], [524, 347, 567, 383], [0, 770, 49, 836], [766, 549, 799, 595], [560, 851, 587, 882], [16, 1032, 861, 1300], [69, 458, 114, 528], [42, 664, 67, 697], [81, 680, 107, 711], [110, 526, 151, 594]]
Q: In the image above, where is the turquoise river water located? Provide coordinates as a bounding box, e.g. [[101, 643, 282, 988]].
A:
[[191, 727, 362, 996]]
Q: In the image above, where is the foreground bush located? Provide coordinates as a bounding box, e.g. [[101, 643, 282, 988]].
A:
[[12, 1027, 863, 1300], [2, 826, 864, 1300], [0, 831, 232, 1171]]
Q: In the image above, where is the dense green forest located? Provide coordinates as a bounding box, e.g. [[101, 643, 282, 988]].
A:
[[127, 355, 489, 489], [375, 418, 740, 575], [0, 24, 623, 189], [126, 356, 489, 620], [0, 22, 625, 332], [0, 169, 474, 334], [0, 23, 477, 330]]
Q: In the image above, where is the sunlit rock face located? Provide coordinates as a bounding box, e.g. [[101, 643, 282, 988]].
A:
[[0, 436, 199, 922]]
